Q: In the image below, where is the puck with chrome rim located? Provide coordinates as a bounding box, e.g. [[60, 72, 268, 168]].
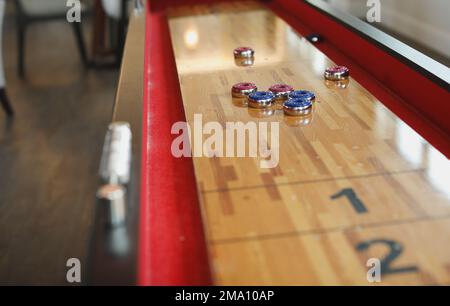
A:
[[231, 82, 258, 98], [247, 91, 275, 109], [233, 47, 254, 58], [283, 98, 313, 116], [269, 84, 294, 100], [324, 66, 349, 81], [289, 90, 316, 102]]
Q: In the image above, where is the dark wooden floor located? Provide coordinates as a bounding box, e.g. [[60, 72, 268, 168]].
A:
[[0, 8, 118, 284]]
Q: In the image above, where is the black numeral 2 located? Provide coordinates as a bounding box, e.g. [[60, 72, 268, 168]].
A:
[[331, 188, 368, 214], [356, 239, 418, 275]]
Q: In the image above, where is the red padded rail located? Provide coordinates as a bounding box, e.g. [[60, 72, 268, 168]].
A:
[[138, 2, 212, 286], [271, 0, 450, 156]]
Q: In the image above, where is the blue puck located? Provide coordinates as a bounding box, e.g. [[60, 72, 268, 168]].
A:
[[283, 98, 313, 116], [289, 90, 316, 101], [248, 91, 275, 101], [247, 91, 275, 109]]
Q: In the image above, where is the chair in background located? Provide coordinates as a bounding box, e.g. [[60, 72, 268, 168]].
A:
[[100, 0, 131, 65], [14, 0, 89, 78], [0, 0, 13, 116]]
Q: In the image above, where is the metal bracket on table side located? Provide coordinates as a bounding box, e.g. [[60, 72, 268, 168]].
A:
[[97, 122, 132, 228]]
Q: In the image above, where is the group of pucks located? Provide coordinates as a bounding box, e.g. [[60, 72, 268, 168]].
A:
[[231, 81, 315, 117], [231, 47, 354, 116]]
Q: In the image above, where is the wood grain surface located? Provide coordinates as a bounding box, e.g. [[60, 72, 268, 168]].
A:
[[167, 1, 450, 285]]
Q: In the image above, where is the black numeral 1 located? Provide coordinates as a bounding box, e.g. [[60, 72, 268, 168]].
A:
[[331, 188, 368, 214]]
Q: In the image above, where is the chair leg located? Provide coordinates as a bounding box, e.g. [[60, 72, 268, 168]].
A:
[[17, 23, 26, 78], [72, 23, 89, 68], [115, 21, 125, 67], [115, 0, 128, 67], [0, 89, 14, 117]]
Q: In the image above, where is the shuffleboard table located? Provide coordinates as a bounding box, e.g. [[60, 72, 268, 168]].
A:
[[88, 0, 450, 285]]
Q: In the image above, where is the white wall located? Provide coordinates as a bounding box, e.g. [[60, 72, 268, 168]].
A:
[[324, 0, 450, 59]]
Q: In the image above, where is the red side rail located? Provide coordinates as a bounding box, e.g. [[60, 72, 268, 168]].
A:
[[138, 2, 212, 286], [271, 0, 450, 157]]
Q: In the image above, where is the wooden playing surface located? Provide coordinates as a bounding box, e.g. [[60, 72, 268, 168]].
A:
[[167, 1, 450, 285]]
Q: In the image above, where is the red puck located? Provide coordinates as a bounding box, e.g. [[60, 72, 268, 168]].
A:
[[268, 84, 294, 100], [324, 66, 350, 81], [233, 47, 255, 58], [231, 82, 258, 98]]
